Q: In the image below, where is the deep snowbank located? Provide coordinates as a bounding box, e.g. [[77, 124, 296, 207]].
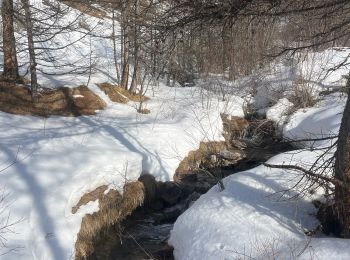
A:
[[169, 94, 349, 259]]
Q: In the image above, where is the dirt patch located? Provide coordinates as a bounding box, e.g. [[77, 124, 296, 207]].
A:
[[0, 82, 106, 117], [97, 82, 149, 103], [222, 114, 279, 147]]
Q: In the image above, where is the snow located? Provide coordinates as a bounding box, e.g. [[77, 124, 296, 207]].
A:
[[73, 95, 84, 98], [0, 82, 243, 259], [1, 1, 350, 259], [283, 94, 345, 147], [168, 51, 350, 259], [266, 97, 294, 127], [169, 100, 349, 259], [299, 48, 350, 87]]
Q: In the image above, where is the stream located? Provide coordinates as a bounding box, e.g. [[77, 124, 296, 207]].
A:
[[88, 120, 295, 260]]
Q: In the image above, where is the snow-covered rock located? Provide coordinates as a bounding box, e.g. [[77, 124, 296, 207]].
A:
[[266, 97, 294, 127]]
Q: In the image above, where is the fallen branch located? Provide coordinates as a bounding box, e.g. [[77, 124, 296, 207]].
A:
[[263, 162, 345, 188]]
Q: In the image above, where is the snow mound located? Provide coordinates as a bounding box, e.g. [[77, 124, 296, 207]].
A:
[[169, 92, 349, 260], [266, 98, 294, 127], [283, 94, 345, 147]]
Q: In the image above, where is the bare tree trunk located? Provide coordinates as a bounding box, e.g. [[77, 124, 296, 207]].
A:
[[334, 77, 350, 237], [120, 2, 130, 90], [129, 61, 138, 93], [21, 0, 38, 100], [112, 10, 120, 84], [121, 26, 130, 90], [129, 0, 139, 93], [1, 0, 19, 80]]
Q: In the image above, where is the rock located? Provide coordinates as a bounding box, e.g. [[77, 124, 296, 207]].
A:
[[184, 192, 201, 208], [159, 182, 182, 205], [210, 154, 217, 163], [150, 200, 164, 211], [219, 149, 244, 161], [138, 174, 158, 204]]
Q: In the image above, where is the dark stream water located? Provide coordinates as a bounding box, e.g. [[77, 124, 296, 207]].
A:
[[89, 142, 294, 260]]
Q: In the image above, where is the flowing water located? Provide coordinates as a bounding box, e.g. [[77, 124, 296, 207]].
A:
[[89, 130, 294, 260]]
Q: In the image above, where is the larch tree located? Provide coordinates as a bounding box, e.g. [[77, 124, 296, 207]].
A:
[[21, 0, 38, 99], [1, 0, 19, 80]]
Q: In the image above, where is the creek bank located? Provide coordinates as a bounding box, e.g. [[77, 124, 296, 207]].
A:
[[81, 116, 295, 260]]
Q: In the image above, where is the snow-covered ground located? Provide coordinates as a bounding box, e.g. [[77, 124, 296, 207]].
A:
[[169, 49, 350, 259], [0, 2, 246, 258], [0, 81, 243, 259], [169, 93, 348, 259], [1, 1, 350, 259]]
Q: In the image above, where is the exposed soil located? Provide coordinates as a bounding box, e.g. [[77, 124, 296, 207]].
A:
[[0, 81, 106, 117]]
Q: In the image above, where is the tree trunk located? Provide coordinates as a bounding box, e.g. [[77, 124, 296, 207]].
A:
[[129, 61, 138, 93], [121, 26, 130, 90], [120, 2, 130, 90], [1, 0, 19, 80], [22, 0, 38, 100], [334, 77, 350, 237], [129, 0, 139, 93], [112, 10, 120, 84]]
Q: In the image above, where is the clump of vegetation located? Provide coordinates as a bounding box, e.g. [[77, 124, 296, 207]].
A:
[[0, 82, 106, 116], [97, 83, 129, 104], [137, 108, 151, 114], [74, 181, 145, 259], [97, 83, 149, 104], [289, 77, 318, 109]]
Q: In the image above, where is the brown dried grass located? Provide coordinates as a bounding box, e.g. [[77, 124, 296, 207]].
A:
[[74, 181, 146, 259], [137, 108, 151, 114], [0, 82, 106, 117], [97, 82, 149, 103], [72, 186, 108, 214], [221, 114, 250, 142], [60, 0, 107, 18], [116, 85, 149, 102], [97, 83, 128, 104], [174, 141, 228, 180]]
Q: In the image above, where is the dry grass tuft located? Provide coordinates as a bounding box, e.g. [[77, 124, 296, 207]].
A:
[[97, 83, 129, 104], [174, 141, 228, 180], [221, 114, 250, 142], [115, 85, 149, 102], [74, 181, 146, 259], [0, 82, 106, 117], [97, 82, 149, 103], [72, 186, 108, 214], [60, 0, 107, 18], [138, 174, 158, 204], [137, 108, 151, 114]]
